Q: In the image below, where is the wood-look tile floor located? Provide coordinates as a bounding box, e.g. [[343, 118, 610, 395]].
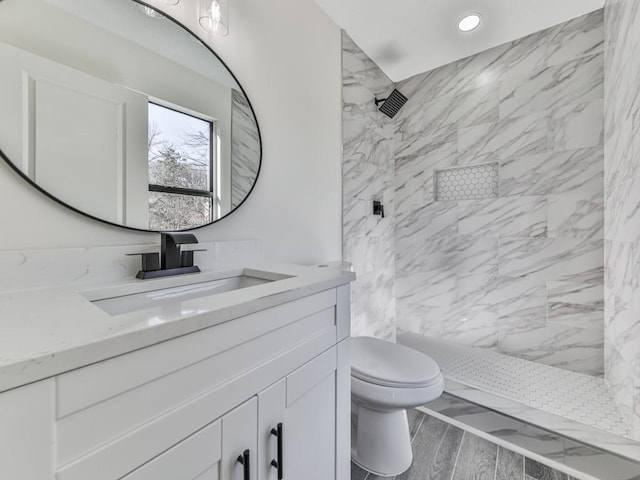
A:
[[351, 410, 579, 480]]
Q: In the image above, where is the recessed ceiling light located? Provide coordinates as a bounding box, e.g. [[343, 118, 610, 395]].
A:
[[458, 13, 482, 32]]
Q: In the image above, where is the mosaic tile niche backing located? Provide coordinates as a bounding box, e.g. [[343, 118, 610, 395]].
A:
[[435, 163, 499, 201]]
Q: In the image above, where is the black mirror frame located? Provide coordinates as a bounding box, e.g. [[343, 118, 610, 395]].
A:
[[0, 0, 262, 233]]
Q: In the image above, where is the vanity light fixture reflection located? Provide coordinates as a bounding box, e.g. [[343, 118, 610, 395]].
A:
[[139, 0, 179, 18], [199, 0, 229, 36], [139, 4, 164, 18]]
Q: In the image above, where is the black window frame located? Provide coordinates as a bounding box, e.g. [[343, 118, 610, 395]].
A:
[[147, 101, 215, 203]]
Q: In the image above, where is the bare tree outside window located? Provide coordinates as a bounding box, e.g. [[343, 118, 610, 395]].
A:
[[147, 103, 214, 231]]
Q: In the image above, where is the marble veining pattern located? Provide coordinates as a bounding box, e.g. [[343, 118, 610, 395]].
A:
[[458, 197, 547, 238], [457, 112, 550, 163], [395, 137, 457, 207], [497, 322, 604, 377], [419, 84, 499, 134], [551, 100, 604, 152], [604, 0, 640, 439], [342, 32, 396, 340], [499, 147, 603, 197], [499, 53, 604, 120], [393, 10, 605, 377], [547, 192, 604, 240], [498, 237, 604, 284], [547, 281, 605, 330], [397, 234, 499, 278], [547, 10, 605, 67], [230, 90, 260, 209]]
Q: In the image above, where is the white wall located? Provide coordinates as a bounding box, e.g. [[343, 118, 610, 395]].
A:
[[0, 0, 343, 266]]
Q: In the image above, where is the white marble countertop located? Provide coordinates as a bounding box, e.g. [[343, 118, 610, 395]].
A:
[[0, 263, 355, 394]]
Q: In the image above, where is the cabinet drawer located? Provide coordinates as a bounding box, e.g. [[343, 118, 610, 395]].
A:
[[122, 420, 221, 480], [287, 346, 336, 407], [57, 289, 337, 418], [0, 380, 55, 480]]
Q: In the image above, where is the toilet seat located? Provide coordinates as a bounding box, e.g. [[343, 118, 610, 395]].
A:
[[351, 336, 441, 388], [350, 336, 445, 476]]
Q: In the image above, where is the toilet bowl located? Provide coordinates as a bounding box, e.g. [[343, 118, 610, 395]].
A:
[[351, 336, 444, 477]]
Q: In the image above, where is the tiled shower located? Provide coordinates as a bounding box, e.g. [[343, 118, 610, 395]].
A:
[[393, 10, 605, 378], [343, 4, 640, 444], [343, 10, 605, 374]]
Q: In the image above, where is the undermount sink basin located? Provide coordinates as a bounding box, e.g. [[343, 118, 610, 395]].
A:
[[89, 271, 290, 316]]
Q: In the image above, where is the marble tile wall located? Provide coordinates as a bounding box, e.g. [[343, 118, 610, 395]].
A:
[[342, 32, 396, 340], [393, 10, 606, 376], [603, 0, 640, 440], [230, 90, 261, 210]]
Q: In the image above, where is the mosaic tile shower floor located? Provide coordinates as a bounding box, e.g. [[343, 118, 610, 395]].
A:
[[399, 335, 630, 439]]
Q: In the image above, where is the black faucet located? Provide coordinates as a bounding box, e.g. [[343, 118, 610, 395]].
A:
[[161, 232, 198, 270], [130, 232, 203, 280]]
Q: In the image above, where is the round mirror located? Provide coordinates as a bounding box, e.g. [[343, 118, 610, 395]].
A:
[[0, 0, 261, 232]]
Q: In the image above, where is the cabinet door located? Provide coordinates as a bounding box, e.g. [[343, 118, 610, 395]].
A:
[[258, 347, 337, 480], [122, 419, 222, 480], [222, 397, 258, 480], [0, 380, 55, 480], [257, 379, 286, 480], [285, 350, 337, 480]]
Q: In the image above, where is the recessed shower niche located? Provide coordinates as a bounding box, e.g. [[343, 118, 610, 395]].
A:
[[434, 163, 499, 202]]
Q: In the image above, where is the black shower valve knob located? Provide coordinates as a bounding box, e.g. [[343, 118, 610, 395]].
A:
[[373, 200, 385, 218]]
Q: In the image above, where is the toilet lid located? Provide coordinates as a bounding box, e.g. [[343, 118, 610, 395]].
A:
[[351, 336, 441, 388]]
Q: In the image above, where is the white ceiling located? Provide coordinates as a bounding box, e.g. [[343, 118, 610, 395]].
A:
[[314, 0, 606, 82]]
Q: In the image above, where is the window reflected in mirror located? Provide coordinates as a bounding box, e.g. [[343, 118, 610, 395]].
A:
[[147, 103, 215, 230]]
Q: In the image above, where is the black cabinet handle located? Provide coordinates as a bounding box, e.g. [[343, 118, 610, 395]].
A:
[[270, 423, 283, 479], [237, 449, 250, 480]]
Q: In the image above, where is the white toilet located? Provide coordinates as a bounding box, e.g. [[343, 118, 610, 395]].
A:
[[350, 336, 444, 477]]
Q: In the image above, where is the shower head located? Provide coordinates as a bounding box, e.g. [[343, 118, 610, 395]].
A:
[[375, 89, 408, 119]]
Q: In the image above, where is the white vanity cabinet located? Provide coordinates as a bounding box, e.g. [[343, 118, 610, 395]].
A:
[[0, 284, 351, 480]]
